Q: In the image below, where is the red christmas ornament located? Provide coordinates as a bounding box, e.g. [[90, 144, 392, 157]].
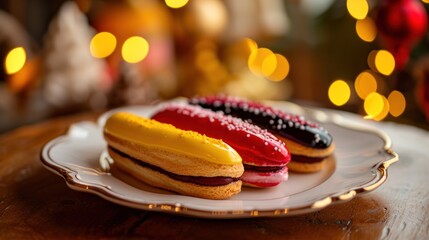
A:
[[375, 0, 428, 70]]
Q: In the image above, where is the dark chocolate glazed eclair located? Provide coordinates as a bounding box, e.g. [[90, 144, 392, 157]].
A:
[[189, 95, 335, 173]]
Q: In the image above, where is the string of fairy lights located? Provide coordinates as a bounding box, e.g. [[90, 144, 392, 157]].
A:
[[4, 33, 151, 73], [2, 0, 425, 122], [4, 0, 290, 94], [327, 0, 423, 121], [3, 0, 189, 86], [90, 33, 150, 64]]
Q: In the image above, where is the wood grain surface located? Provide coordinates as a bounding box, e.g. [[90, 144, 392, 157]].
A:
[[0, 113, 428, 239]]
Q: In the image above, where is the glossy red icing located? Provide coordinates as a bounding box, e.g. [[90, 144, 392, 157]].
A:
[[152, 103, 291, 166]]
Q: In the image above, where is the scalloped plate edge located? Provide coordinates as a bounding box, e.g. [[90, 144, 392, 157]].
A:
[[40, 103, 399, 219]]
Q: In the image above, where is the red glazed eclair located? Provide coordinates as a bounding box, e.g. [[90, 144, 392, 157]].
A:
[[189, 96, 335, 173], [152, 104, 291, 188], [103, 112, 244, 199]]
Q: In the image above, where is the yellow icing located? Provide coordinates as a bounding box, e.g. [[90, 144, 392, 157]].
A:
[[104, 112, 242, 165]]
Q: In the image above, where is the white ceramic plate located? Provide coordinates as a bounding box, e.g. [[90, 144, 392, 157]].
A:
[[41, 100, 398, 218]]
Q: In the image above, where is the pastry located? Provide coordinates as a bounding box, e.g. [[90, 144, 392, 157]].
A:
[[152, 104, 291, 187], [103, 112, 244, 199], [189, 96, 335, 173]]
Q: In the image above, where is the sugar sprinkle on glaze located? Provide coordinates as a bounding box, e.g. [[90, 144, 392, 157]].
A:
[[190, 96, 333, 149]]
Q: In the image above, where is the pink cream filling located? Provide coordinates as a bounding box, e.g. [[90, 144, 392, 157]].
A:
[[241, 167, 288, 187]]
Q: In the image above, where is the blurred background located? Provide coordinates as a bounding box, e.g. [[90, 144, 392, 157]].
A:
[[1, 0, 429, 133]]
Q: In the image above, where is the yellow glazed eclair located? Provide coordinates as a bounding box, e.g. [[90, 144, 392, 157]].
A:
[[103, 112, 244, 199]]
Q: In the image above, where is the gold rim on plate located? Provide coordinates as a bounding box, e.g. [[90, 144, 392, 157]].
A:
[[40, 101, 399, 218]]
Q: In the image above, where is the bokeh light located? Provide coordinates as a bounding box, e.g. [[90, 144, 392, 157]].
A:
[[244, 38, 258, 54], [121, 36, 149, 63], [8, 57, 38, 93], [346, 0, 369, 20], [90, 32, 117, 58], [388, 90, 406, 117], [165, 0, 189, 9], [328, 80, 351, 106], [248, 47, 289, 81], [364, 92, 384, 118], [266, 54, 290, 81], [248, 48, 274, 76], [373, 95, 390, 121], [375, 50, 395, 76], [261, 53, 277, 77], [355, 17, 377, 42], [355, 70, 377, 99], [367, 50, 378, 72], [4, 47, 26, 75]]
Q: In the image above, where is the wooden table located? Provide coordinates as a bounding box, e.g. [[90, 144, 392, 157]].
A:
[[1, 112, 428, 239]]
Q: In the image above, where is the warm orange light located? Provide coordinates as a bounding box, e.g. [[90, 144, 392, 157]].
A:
[[121, 36, 149, 63], [347, 0, 369, 20], [244, 38, 258, 55], [266, 54, 290, 81], [5, 47, 26, 75], [373, 95, 389, 121], [90, 32, 117, 58], [375, 50, 395, 76], [364, 92, 384, 119], [261, 53, 277, 77], [388, 90, 406, 117], [248, 48, 274, 76], [367, 50, 378, 72], [328, 80, 351, 106], [355, 70, 377, 99], [356, 17, 377, 42], [165, 0, 189, 8], [8, 57, 40, 93]]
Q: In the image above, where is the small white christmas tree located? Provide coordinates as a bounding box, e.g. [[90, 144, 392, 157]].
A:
[[41, 1, 109, 109]]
